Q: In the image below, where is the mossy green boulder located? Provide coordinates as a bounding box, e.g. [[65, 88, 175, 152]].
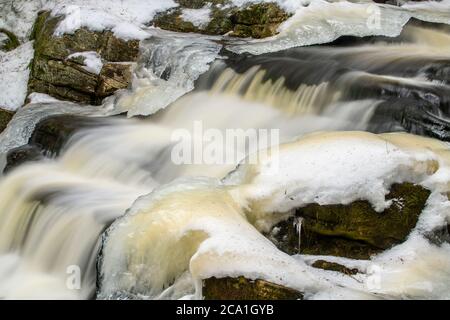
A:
[[267, 183, 431, 259]]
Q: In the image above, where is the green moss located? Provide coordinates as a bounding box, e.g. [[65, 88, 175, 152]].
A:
[[203, 276, 303, 300], [230, 3, 288, 25], [267, 183, 431, 259], [0, 28, 20, 51]]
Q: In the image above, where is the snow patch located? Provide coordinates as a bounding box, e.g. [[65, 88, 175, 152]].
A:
[[0, 42, 34, 111], [47, 0, 178, 40], [181, 7, 212, 28], [27, 93, 62, 104], [68, 51, 103, 75]]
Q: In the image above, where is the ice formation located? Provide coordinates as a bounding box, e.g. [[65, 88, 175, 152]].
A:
[[98, 132, 450, 299]]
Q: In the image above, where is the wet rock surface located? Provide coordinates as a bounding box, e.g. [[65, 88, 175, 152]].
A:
[[203, 276, 303, 300], [4, 114, 110, 174], [268, 183, 431, 259], [28, 11, 137, 105], [4, 144, 44, 173], [29, 115, 105, 155], [368, 98, 450, 142]]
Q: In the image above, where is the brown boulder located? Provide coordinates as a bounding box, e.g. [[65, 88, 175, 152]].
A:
[[203, 276, 303, 300]]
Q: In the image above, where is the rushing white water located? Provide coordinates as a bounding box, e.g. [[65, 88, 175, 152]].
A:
[[0, 88, 399, 299], [0, 164, 146, 299]]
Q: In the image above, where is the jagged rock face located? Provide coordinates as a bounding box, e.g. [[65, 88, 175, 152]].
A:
[[267, 183, 431, 259], [203, 276, 303, 300], [153, 1, 290, 38], [28, 11, 138, 105]]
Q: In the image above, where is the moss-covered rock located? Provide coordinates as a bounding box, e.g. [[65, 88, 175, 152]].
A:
[[230, 3, 289, 38], [267, 183, 431, 259], [0, 28, 20, 51], [28, 11, 138, 105], [203, 276, 303, 300], [0, 108, 14, 133], [153, 1, 290, 38]]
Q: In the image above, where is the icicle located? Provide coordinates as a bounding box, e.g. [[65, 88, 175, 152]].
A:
[[294, 216, 304, 254]]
